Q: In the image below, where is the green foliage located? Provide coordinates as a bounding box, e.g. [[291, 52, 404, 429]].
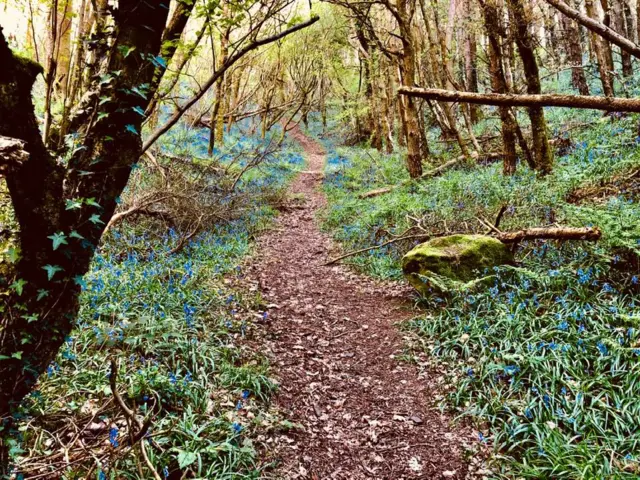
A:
[[4, 131, 304, 478], [317, 105, 640, 477]]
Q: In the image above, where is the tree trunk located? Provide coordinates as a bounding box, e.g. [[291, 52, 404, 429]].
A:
[[480, 0, 518, 175], [612, 0, 633, 76], [463, 0, 480, 123], [508, 0, 553, 174], [397, 0, 424, 178], [586, 0, 616, 95], [562, 0, 590, 94], [0, 0, 170, 470]]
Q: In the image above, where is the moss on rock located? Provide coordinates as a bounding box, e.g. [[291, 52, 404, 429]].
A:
[[402, 234, 514, 295]]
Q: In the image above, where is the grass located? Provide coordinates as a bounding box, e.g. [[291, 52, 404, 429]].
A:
[[4, 123, 304, 479], [313, 70, 640, 478]]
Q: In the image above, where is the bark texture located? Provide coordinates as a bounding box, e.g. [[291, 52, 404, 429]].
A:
[[480, 0, 518, 175], [0, 0, 170, 460], [508, 0, 553, 174]]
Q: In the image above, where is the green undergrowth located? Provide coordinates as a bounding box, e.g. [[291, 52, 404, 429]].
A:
[[317, 104, 640, 476], [5, 131, 304, 479]]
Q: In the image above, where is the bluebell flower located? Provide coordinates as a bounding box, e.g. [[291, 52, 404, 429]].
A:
[[109, 427, 119, 447], [596, 341, 608, 356]]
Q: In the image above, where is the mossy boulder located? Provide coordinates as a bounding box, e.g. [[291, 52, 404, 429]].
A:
[[402, 234, 514, 295]]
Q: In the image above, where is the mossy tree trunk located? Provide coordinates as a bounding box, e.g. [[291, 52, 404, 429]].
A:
[[480, 0, 518, 175], [0, 1, 170, 471], [508, 0, 554, 174]]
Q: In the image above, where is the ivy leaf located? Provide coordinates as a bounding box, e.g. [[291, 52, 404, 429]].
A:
[[6, 247, 20, 263], [22, 314, 38, 323], [42, 265, 63, 280], [37, 289, 49, 301], [130, 86, 147, 99], [11, 351, 22, 360], [48, 232, 68, 250], [99, 73, 113, 85], [97, 112, 109, 121], [85, 198, 101, 208], [69, 230, 84, 240], [132, 106, 145, 116], [10, 279, 27, 295], [118, 45, 136, 57], [74, 276, 88, 289], [99, 96, 111, 106], [65, 199, 83, 210], [125, 124, 139, 135], [89, 214, 104, 225]]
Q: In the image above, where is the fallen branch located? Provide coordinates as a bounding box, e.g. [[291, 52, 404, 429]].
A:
[[324, 234, 433, 265], [358, 152, 503, 199], [110, 360, 162, 480], [542, 0, 640, 59], [496, 226, 601, 243], [325, 226, 601, 265], [398, 87, 640, 113], [359, 157, 465, 199]]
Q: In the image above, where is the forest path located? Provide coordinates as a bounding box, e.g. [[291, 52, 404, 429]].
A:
[[253, 128, 471, 479]]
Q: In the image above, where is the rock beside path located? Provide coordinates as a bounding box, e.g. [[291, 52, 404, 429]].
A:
[[402, 234, 514, 295]]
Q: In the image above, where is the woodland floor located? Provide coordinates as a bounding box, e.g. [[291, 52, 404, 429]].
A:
[[250, 128, 474, 479]]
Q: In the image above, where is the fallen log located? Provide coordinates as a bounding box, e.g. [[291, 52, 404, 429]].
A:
[[398, 87, 640, 113], [325, 226, 601, 265], [496, 226, 601, 243]]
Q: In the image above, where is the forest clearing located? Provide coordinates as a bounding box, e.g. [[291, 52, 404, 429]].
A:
[[1, 0, 640, 478]]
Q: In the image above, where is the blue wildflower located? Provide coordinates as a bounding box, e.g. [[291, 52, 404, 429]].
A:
[[109, 427, 119, 447]]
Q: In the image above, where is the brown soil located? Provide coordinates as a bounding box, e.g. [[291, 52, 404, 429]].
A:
[[252, 128, 474, 479]]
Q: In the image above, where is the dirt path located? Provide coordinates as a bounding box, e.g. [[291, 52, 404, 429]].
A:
[[254, 129, 472, 479]]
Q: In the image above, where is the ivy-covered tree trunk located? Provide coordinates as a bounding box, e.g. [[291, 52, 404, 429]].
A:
[[0, 0, 170, 471]]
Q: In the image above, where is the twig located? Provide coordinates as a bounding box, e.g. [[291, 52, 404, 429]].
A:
[[324, 234, 433, 265], [109, 360, 162, 480], [494, 205, 508, 230]]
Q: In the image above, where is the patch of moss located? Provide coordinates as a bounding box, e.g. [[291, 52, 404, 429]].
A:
[[402, 234, 513, 295]]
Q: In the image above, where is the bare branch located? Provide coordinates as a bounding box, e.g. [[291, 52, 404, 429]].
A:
[[141, 15, 320, 154]]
